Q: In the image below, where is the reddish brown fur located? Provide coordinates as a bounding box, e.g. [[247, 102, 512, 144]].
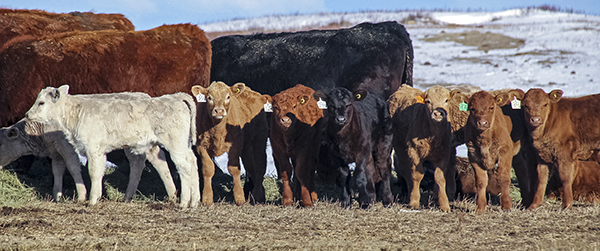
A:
[[464, 91, 521, 212], [0, 8, 133, 48], [547, 160, 600, 203], [192, 81, 268, 206], [520, 89, 600, 209], [0, 24, 211, 127], [266, 84, 324, 207], [391, 86, 457, 212]]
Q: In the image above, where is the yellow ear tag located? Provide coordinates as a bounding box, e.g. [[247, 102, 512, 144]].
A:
[[300, 98, 305, 104], [416, 96, 424, 104], [356, 94, 361, 99], [554, 93, 557, 98], [498, 98, 503, 102], [236, 88, 240, 93]]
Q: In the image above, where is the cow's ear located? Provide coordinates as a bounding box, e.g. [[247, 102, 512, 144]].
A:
[[312, 90, 327, 101], [549, 89, 563, 103], [7, 127, 19, 140], [263, 94, 272, 104], [450, 89, 468, 104], [50, 88, 61, 103], [495, 93, 510, 106], [231, 82, 246, 96], [353, 90, 368, 101], [298, 95, 310, 105], [508, 89, 525, 101], [191, 85, 207, 96], [58, 85, 70, 95]]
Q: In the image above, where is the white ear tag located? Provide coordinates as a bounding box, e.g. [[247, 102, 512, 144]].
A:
[[317, 98, 327, 109], [511, 96, 521, 109], [264, 101, 273, 112], [196, 93, 206, 103]]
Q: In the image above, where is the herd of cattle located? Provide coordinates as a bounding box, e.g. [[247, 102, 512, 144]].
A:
[[1, 8, 599, 212]]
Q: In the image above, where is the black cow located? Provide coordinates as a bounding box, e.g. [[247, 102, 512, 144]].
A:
[[315, 87, 393, 208], [211, 21, 413, 99]]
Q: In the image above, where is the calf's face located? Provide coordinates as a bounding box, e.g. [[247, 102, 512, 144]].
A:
[[26, 85, 70, 124], [192, 81, 246, 122], [271, 85, 322, 130], [521, 88, 562, 130], [423, 86, 450, 123], [324, 88, 367, 127], [467, 91, 505, 131], [0, 126, 25, 167]]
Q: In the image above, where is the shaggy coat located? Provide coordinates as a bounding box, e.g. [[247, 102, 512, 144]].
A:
[[0, 8, 134, 47], [518, 89, 600, 209], [317, 87, 393, 208], [192, 81, 268, 205], [25, 86, 198, 208], [0, 23, 211, 127], [265, 84, 324, 207], [391, 86, 457, 212], [211, 21, 413, 99]]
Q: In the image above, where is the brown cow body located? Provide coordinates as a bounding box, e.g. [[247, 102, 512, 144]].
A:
[[520, 89, 600, 209], [0, 8, 134, 48], [547, 160, 600, 203], [192, 81, 268, 206], [391, 86, 457, 212], [464, 91, 525, 212], [266, 84, 324, 207], [0, 23, 211, 127]]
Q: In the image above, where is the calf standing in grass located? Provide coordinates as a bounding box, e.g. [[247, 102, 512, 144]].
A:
[[192, 81, 268, 205], [391, 86, 456, 212], [317, 87, 393, 208], [26, 85, 199, 207], [519, 89, 600, 209], [464, 91, 525, 212], [265, 84, 325, 207]]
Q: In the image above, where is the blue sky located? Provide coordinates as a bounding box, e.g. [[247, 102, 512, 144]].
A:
[[2, 0, 597, 30]]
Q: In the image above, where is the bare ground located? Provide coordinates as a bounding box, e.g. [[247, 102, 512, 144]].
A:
[[1, 199, 600, 250]]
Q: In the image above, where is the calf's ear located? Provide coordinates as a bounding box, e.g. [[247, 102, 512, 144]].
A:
[[191, 85, 207, 96], [548, 89, 563, 102], [298, 95, 310, 105], [353, 90, 368, 101], [7, 127, 19, 140], [263, 94, 272, 104], [50, 88, 61, 103], [450, 89, 468, 104], [231, 82, 246, 96], [508, 89, 525, 100], [312, 90, 327, 101], [495, 93, 510, 106]]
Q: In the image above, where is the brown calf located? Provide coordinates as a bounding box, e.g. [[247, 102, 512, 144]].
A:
[[519, 89, 600, 209], [547, 160, 600, 204], [192, 81, 268, 205], [265, 84, 325, 207]]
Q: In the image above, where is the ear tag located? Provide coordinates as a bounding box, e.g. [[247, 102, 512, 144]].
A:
[[511, 96, 521, 110], [264, 101, 273, 113], [317, 98, 327, 109], [415, 96, 424, 104], [459, 101, 468, 111], [195, 93, 206, 103]]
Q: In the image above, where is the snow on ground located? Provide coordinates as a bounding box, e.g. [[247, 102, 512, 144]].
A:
[[202, 9, 600, 176]]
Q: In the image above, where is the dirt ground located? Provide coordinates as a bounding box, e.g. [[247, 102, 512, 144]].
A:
[[1, 199, 599, 250]]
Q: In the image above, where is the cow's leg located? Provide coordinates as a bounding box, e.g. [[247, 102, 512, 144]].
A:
[[51, 157, 67, 202], [145, 146, 177, 202], [170, 148, 198, 208], [294, 157, 314, 207], [445, 148, 457, 201], [241, 142, 266, 204], [87, 152, 107, 206], [512, 152, 532, 208], [434, 163, 450, 212], [123, 150, 146, 202], [376, 142, 393, 207], [529, 163, 550, 210], [57, 147, 87, 202], [354, 153, 375, 209], [471, 161, 488, 213], [186, 149, 200, 208], [498, 153, 513, 211], [408, 160, 425, 210], [338, 164, 352, 208], [227, 151, 245, 206], [199, 149, 214, 206], [558, 161, 575, 209]]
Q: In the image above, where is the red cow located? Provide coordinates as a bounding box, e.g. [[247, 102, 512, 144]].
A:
[[0, 8, 133, 48], [0, 23, 211, 127], [547, 160, 600, 204], [519, 89, 600, 209], [265, 84, 325, 207]]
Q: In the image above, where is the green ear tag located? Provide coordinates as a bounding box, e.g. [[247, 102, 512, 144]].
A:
[[459, 101, 468, 111]]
